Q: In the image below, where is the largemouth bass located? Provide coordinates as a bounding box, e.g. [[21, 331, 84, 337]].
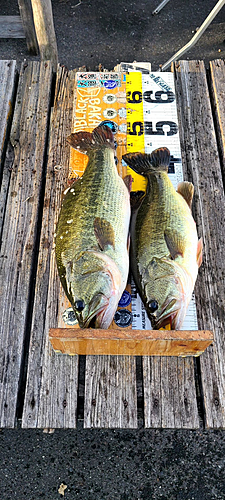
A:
[[55, 125, 131, 329], [122, 147, 203, 330]]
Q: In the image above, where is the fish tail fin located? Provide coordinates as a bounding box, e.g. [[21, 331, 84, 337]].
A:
[[67, 124, 115, 154], [122, 147, 170, 176]]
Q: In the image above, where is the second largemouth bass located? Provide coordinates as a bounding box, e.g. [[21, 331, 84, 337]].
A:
[[55, 125, 131, 329], [123, 147, 203, 330]]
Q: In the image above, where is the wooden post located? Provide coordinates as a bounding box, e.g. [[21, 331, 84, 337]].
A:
[[30, 0, 58, 71], [18, 0, 38, 54]]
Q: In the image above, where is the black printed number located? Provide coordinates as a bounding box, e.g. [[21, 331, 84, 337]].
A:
[[126, 90, 175, 104], [126, 91, 142, 104], [145, 121, 177, 136], [127, 122, 144, 136], [143, 90, 175, 103]]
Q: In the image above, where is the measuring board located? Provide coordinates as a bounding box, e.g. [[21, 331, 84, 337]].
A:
[[58, 69, 198, 333], [126, 71, 198, 331]]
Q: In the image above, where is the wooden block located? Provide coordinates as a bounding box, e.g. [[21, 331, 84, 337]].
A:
[[30, 0, 58, 70], [0, 16, 25, 38], [18, 0, 38, 54], [49, 328, 213, 357]]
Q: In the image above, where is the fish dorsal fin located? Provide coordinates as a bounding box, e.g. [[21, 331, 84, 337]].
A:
[[122, 147, 170, 176], [67, 124, 114, 154], [177, 181, 194, 208], [92, 125, 114, 149], [197, 237, 203, 267], [122, 152, 152, 176], [164, 230, 185, 260], [123, 174, 133, 193], [94, 217, 115, 251], [149, 147, 170, 170]]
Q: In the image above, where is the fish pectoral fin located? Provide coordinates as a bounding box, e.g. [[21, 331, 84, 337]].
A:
[[94, 217, 115, 251], [63, 260, 75, 303], [123, 174, 133, 193], [177, 181, 194, 208], [197, 237, 203, 267], [164, 230, 185, 260]]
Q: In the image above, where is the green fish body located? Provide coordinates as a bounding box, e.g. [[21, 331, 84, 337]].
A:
[[55, 125, 131, 329], [123, 148, 203, 330]]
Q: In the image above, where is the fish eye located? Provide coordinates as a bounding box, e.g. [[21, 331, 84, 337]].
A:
[[148, 300, 159, 313], [75, 299, 85, 312]]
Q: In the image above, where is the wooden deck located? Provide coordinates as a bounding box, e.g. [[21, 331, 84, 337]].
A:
[[0, 59, 225, 429]]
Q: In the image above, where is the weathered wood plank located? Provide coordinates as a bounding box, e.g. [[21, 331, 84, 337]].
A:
[[174, 59, 225, 428], [0, 143, 15, 243], [30, 0, 58, 71], [0, 60, 17, 173], [0, 60, 17, 240], [209, 59, 225, 181], [22, 66, 79, 429], [0, 61, 52, 428], [49, 328, 213, 357], [84, 355, 137, 428], [0, 16, 25, 38], [143, 357, 200, 428], [18, 0, 38, 54]]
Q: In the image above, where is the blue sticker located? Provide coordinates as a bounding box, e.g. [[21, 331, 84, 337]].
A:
[[118, 290, 131, 308], [104, 80, 117, 89], [99, 120, 118, 133]]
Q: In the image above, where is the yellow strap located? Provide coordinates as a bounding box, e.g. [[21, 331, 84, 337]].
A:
[[126, 72, 147, 192]]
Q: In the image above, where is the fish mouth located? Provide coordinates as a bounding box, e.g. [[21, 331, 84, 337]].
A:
[[150, 298, 180, 330], [77, 294, 109, 328]]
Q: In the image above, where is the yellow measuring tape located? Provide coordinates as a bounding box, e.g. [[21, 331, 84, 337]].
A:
[[126, 72, 147, 192]]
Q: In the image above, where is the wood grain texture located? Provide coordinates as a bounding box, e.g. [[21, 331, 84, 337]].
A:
[[0, 60, 17, 172], [143, 356, 200, 428], [0, 16, 25, 38], [84, 355, 137, 428], [49, 328, 213, 356], [0, 61, 52, 427], [22, 65, 79, 428], [30, 0, 58, 70], [209, 59, 225, 181], [0, 61, 17, 242], [174, 60, 225, 428], [18, 0, 38, 54]]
